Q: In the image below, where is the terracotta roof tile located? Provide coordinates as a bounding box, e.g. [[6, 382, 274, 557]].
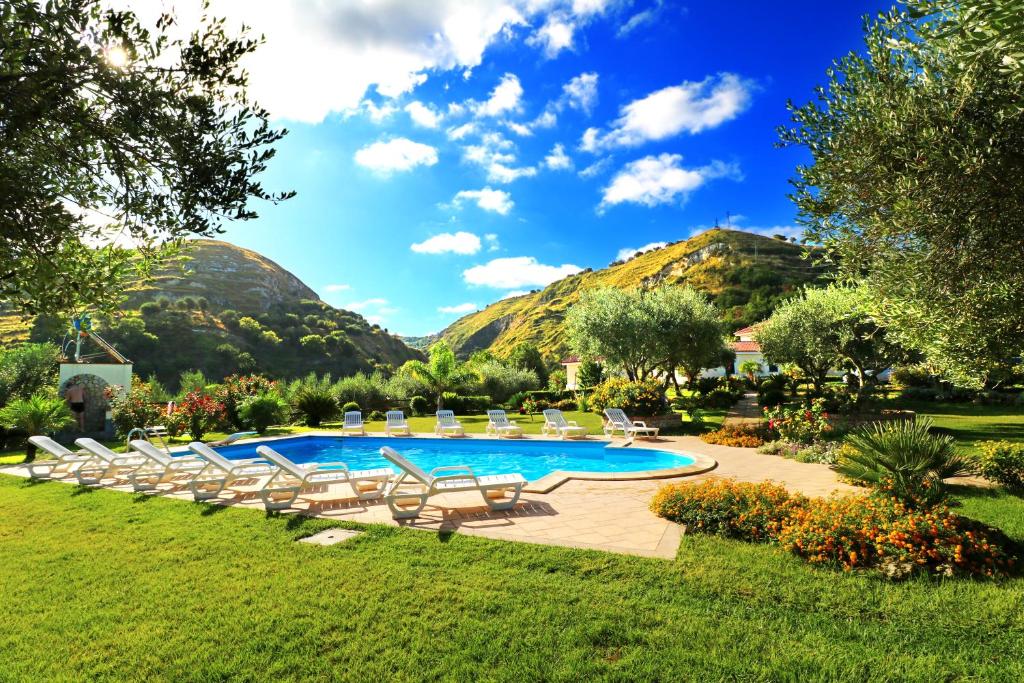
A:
[[731, 340, 761, 352]]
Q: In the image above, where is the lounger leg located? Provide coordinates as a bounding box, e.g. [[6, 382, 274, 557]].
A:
[[349, 476, 387, 501], [189, 477, 227, 501], [258, 485, 300, 511], [482, 483, 523, 511], [386, 491, 428, 519]]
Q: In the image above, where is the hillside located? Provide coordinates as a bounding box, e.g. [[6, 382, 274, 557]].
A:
[[440, 229, 829, 359], [1, 240, 423, 386]]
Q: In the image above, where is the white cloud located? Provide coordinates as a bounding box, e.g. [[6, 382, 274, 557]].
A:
[[506, 121, 533, 136], [462, 132, 536, 183], [582, 73, 754, 151], [411, 231, 483, 255], [562, 72, 599, 114], [544, 143, 573, 170], [346, 297, 388, 312], [579, 156, 612, 178], [527, 13, 576, 58], [616, 241, 667, 261], [354, 138, 438, 175], [360, 99, 398, 123], [533, 110, 558, 129], [485, 233, 500, 251], [617, 0, 667, 37], [600, 154, 741, 210], [473, 73, 524, 117], [735, 225, 806, 241], [447, 122, 478, 140], [438, 302, 478, 314], [453, 188, 514, 215], [463, 256, 582, 288], [501, 290, 530, 299], [322, 283, 351, 293], [404, 101, 442, 128]]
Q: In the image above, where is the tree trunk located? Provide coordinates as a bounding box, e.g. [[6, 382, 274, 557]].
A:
[[25, 442, 36, 463]]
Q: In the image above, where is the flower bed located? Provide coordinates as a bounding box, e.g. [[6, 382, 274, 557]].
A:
[[651, 479, 1017, 579], [700, 424, 769, 448]]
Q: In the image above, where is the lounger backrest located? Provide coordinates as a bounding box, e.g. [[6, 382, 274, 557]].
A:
[[543, 409, 567, 427], [604, 408, 628, 427], [75, 438, 120, 462], [379, 446, 431, 485], [130, 439, 172, 466], [487, 410, 509, 426], [256, 446, 304, 478], [28, 435, 72, 458], [343, 411, 363, 426], [188, 442, 236, 472], [386, 410, 406, 425], [436, 410, 457, 425]]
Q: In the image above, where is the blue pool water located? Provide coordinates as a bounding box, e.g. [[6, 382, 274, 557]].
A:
[[215, 436, 695, 482]]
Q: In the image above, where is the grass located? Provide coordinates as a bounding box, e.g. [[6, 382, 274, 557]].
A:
[[0, 474, 1022, 680], [897, 401, 1024, 455]]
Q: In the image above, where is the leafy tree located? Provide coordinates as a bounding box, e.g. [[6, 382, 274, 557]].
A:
[[0, 343, 60, 406], [756, 290, 841, 394], [577, 358, 604, 389], [739, 360, 762, 382], [0, 394, 74, 461], [505, 343, 549, 387], [1, 0, 292, 316], [780, 0, 1024, 386], [239, 393, 288, 434], [177, 369, 208, 398], [400, 340, 474, 410], [648, 286, 726, 389]]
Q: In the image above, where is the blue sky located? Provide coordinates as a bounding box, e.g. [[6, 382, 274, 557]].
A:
[[200, 0, 883, 336]]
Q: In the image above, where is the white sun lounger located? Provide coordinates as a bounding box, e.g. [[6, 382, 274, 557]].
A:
[[385, 410, 412, 436], [73, 438, 149, 485], [434, 410, 465, 437], [380, 446, 525, 519], [206, 431, 259, 447], [187, 442, 277, 501], [341, 411, 366, 436], [255, 445, 391, 510], [127, 439, 208, 491], [24, 436, 93, 480], [485, 410, 523, 438], [603, 408, 660, 440], [541, 409, 587, 440]]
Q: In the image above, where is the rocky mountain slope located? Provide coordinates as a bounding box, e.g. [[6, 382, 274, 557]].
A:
[[439, 228, 829, 359]]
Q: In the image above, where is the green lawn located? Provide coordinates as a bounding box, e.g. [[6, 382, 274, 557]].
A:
[[0, 475, 1021, 680]]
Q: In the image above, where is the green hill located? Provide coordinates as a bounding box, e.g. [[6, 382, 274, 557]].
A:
[[439, 228, 829, 359], [2, 240, 423, 386]]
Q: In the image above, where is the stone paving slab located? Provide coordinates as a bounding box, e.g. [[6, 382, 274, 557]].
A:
[[0, 434, 855, 559]]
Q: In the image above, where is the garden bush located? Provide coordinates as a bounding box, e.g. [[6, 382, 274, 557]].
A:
[[701, 387, 738, 409], [341, 401, 360, 414], [367, 410, 385, 421], [336, 373, 386, 412], [692, 377, 721, 396], [589, 378, 668, 416], [238, 393, 288, 434], [757, 388, 787, 408], [889, 364, 934, 389], [409, 395, 429, 417], [170, 391, 226, 441], [216, 374, 277, 431], [700, 425, 769, 448], [108, 379, 164, 437], [763, 398, 831, 444], [650, 480, 803, 541], [552, 398, 577, 411], [440, 394, 492, 414], [288, 374, 339, 427], [472, 362, 539, 404], [973, 441, 1024, 490]]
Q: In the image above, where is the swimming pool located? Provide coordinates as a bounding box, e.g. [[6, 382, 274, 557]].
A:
[[215, 436, 698, 483]]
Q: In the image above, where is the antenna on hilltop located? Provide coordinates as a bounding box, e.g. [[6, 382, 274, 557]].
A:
[[713, 216, 719, 228], [725, 211, 732, 228]]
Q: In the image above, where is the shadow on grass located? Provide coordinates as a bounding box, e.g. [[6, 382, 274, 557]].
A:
[[70, 485, 95, 496], [199, 502, 230, 516]]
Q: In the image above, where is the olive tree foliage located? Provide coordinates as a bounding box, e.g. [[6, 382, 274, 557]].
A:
[[565, 286, 726, 385], [779, 0, 1024, 387], [1, 0, 292, 316]]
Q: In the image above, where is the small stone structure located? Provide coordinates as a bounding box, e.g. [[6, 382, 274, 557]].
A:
[[58, 362, 132, 436]]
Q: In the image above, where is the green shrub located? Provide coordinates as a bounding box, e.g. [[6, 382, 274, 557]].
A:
[[288, 374, 339, 427], [973, 441, 1024, 489], [409, 396, 429, 416], [216, 375, 277, 431], [368, 410, 385, 421], [0, 343, 60, 405], [139, 301, 160, 316], [701, 388, 737, 409], [692, 377, 721, 396], [763, 398, 831, 444], [239, 393, 287, 434], [0, 394, 74, 461], [341, 401, 360, 414], [757, 388, 787, 408], [336, 373, 385, 411], [650, 480, 802, 541], [472, 361, 539, 403], [440, 394, 492, 415], [837, 418, 973, 507], [589, 378, 667, 416], [889, 364, 934, 389], [298, 334, 327, 354], [108, 379, 164, 438]]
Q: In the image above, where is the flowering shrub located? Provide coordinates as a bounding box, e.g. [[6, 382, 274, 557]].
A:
[[107, 378, 164, 437], [973, 441, 1024, 489], [651, 480, 1016, 579], [170, 391, 226, 441], [763, 398, 831, 444], [589, 378, 668, 416], [700, 424, 769, 448], [776, 493, 1015, 579], [758, 439, 852, 465], [651, 480, 805, 541], [216, 374, 277, 430]]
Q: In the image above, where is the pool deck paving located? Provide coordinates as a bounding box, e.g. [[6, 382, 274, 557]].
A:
[[1, 433, 856, 559]]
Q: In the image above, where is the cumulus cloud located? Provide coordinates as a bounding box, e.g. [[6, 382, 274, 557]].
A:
[[581, 73, 754, 151], [411, 231, 483, 255], [616, 241, 667, 261], [617, 0, 667, 37], [544, 143, 573, 170], [463, 256, 582, 288], [600, 154, 741, 210], [472, 73, 524, 117], [462, 132, 536, 183], [447, 122, 478, 140], [485, 233, 501, 251], [452, 188, 514, 215], [346, 297, 388, 312], [438, 302, 479, 314], [527, 13, 576, 58], [354, 138, 438, 175], [579, 156, 612, 178], [359, 99, 398, 123], [322, 283, 351, 293], [404, 101, 442, 128], [562, 72, 599, 114]]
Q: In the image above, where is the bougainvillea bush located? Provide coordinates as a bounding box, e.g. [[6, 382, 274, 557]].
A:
[[170, 391, 226, 441], [651, 479, 1017, 579], [107, 378, 164, 437], [763, 397, 831, 444]]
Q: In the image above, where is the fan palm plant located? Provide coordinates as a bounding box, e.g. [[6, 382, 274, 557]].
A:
[[0, 394, 74, 461], [400, 341, 475, 410], [836, 418, 973, 507]]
